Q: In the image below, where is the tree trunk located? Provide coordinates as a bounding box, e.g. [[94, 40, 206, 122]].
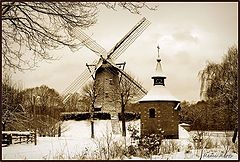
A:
[[122, 115, 126, 136], [58, 124, 61, 137], [33, 96, 37, 145], [91, 120, 94, 138], [2, 122, 6, 131]]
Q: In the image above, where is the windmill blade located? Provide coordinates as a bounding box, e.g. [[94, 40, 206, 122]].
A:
[[105, 59, 148, 95], [61, 62, 95, 96], [62, 68, 95, 104], [116, 68, 148, 95], [121, 75, 146, 101], [70, 26, 108, 57], [107, 17, 151, 60], [61, 59, 98, 104]]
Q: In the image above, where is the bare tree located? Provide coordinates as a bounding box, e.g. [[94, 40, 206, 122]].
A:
[[2, 2, 157, 71], [117, 75, 139, 137], [82, 81, 103, 138], [64, 92, 82, 112], [78, 95, 92, 112], [198, 45, 238, 130], [21, 85, 64, 136], [2, 72, 26, 131]]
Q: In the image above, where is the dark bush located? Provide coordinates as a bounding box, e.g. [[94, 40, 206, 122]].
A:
[[75, 113, 91, 121], [93, 112, 111, 120], [61, 112, 140, 121], [118, 112, 140, 121], [61, 112, 111, 121]]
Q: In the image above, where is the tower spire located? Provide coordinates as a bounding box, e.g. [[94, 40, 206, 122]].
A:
[[152, 45, 166, 86]]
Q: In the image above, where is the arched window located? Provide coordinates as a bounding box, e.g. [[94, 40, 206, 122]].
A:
[[149, 108, 155, 118]]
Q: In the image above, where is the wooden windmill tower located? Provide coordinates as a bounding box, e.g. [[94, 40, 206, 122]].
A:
[[62, 17, 150, 117]]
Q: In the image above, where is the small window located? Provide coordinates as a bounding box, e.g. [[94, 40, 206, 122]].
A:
[[149, 108, 155, 118], [154, 78, 164, 86], [109, 78, 113, 85], [94, 108, 101, 112], [105, 92, 109, 98]]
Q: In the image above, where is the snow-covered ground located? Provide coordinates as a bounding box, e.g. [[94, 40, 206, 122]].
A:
[[2, 120, 238, 160]]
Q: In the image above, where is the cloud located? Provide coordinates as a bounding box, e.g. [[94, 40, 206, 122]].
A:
[[172, 29, 198, 43]]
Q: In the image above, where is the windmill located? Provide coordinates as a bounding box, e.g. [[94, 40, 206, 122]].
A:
[[62, 17, 150, 116]]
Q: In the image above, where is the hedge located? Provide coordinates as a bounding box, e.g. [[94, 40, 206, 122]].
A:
[[61, 112, 110, 121], [61, 112, 140, 121]]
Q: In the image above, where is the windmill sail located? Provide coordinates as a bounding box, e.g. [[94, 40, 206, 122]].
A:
[[70, 27, 107, 57], [62, 59, 97, 103], [107, 17, 151, 60]]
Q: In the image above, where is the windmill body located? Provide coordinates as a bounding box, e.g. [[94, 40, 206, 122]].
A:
[[94, 60, 121, 115]]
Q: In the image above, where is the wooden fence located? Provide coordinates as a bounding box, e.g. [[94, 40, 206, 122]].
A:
[[2, 131, 34, 146]]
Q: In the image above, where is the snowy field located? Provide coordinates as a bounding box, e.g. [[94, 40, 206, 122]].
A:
[[2, 120, 238, 160]]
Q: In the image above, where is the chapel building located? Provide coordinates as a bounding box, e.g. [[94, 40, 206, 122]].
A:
[[138, 46, 181, 139]]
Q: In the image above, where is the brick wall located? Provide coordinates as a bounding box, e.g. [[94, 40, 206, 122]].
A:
[[139, 101, 179, 139]]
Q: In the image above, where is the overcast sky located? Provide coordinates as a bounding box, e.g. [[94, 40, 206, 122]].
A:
[[11, 2, 238, 102]]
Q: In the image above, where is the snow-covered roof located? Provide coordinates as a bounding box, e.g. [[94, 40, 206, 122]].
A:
[[138, 85, 180, 102], [2, 131, 33, 135], [180, 123, 190, 126]]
